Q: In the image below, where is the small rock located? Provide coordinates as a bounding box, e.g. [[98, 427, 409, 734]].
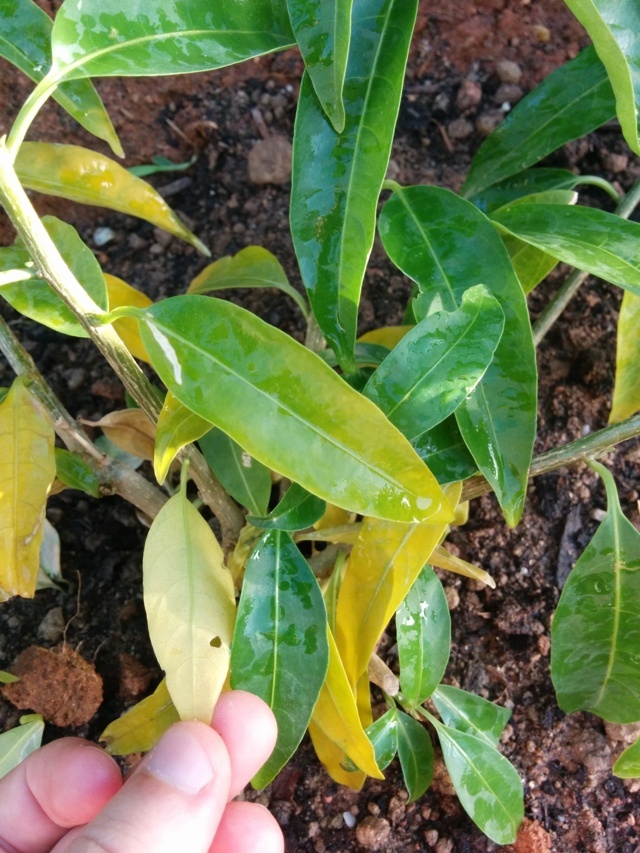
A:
[[495, 84, 524, 106], [343, 811, 356, 828], [496, 60, 523, 84], [128, 233, 148, 251], [118, 653, 153, 702], [93, 226, 116, 247], [444, 586, 460, 610], [447, 118, 474, 140], [511, 818, 552, 852], [601, 151, 629, 174], [435, 839, 453, 853], [37, 607, 65, 643], [424, 828, 439, 847], [386, 158, 401, 181], [66, 368, 86, 392], [152, 227, 174, 248], [355, 817, 391, 850], [248, 136, 293, 185], [532, 24, 551, 42], [476, 110, 504, 136], [456, 79, 483, 111]]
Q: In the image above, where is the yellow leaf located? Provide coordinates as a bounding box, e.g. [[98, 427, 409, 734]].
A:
[[0, 377, 55, 600], [81, 409, 156, 461], [314, 503, 351, 530], [227, 522, 263, 587], [105, 274, 152, 363], [358, 325, 413, 349], [16, 143, 209, 255], [310, 628, 383, 781], [297, 524, 362, 545], [308, 721, 366, 790], [356, 671, 373, 729], [154, 392, 211, 484], [430, 545, 495, 589], [610, 291, 640, 423], [143, 488, 236, 722], [100, 678, 179, 755]]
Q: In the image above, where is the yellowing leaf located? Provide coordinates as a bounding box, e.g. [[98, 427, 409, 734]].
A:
[[100, 678, 179, 755], [143, 487, 236, 722], [0, 377, 55, 600], [298, 524, 362, 545], [154, 392, 211, 484], [430, 545, 495, 589], [358, 325, 413, 349], [610, 290, 640, 423], [308, 721, 366, 789], [310, 628, 383, 782], [357, 671, 373, 729], [81, 409, 156, 461], [105, 274, 152, 363], [15, 143, 209, 255], [314, 503, 352, 530]]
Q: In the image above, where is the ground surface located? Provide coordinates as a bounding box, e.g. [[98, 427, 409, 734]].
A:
[[1, 1, 639, 850]]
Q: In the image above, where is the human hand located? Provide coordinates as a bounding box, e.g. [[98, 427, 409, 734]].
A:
[[0, 690, 284, 853]]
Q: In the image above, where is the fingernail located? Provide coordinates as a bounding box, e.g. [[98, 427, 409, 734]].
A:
[[145, 726, 215, 795]]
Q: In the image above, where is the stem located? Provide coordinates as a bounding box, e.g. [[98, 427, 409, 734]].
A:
[[0, 140, 244, 547], [5, 75, 60, 161], [461, 410, 640, 502], [533, 179, 640, 345]]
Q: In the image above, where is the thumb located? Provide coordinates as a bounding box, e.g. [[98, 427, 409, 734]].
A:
[[52, 721, 232, 853]]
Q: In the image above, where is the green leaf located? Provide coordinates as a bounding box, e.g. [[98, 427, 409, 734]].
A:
[[365, 706, 399, 770], [154, 392, 211, 484], [287, 0, 351, 132], [462, 47, 615, 197], [411, 419, 478, 485], [551, 461, 640, 723], [610, 291, 640, 423], [430, 716, 524, 845], [396, 565, 450, 709], [0, 216, 107, 337], [564, 0, 640, 156], [319, 342, 391, 369], [364, 284, 504, 440], [470, 168, 593, 214], [379, 185, 537, 527], [0, 671, 19, 684], [432, 685, 511, 748], [0, 0, 122, 156], [16, 143, 208, 255], [291, 0, 418, 371], [128, 155, 196, 178], [0, 715, 44, 780], [199, 428, 272, 517], [501, 234, 559, 295], [55, 448, 100, 498], [143, 486, 236, 723], [230, 529, 329, 787], [613, 736, 640, 779], [50, 0, 294, 79], [248, 482, 326, 531], [493, 203, 640, 297], [396, 710, 434, 802], [187, 246, 308, 316], [138, 295, 453, 524]]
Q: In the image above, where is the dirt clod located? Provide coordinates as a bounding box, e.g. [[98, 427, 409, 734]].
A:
[[355, 817, 391, 850], [248, 135, 293, 185], [511, 818, 552, 853]]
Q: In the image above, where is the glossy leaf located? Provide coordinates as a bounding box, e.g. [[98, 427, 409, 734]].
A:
[[50, 0, 294, 79], [432, 685, 511, 748], [309, 627, 382, 781], [358, 325, 412, 349], [431, 717, 524, 845], [335, 509, 453, 688], [231, 530, 329, 787], [138, 295, 453, 524], [365, 707, 399, 770], [396, 565, 450, 709], [129, 155, 196, 178], [364, 285, 504, 440], [470, 167, 593, 214], [411, 419, 478, 485], [101, 679, 179, 756], [143, 487, 236, 723], [0, 0, 121, 155], [54, 448, 100, 498], [613, 736, 640, 779], [501, 234, 558, 295], [462, 47, 615, 197], [430, 545, 495, 588], [307, 720, 365, 789], [379, 185, 536, 526], [319, 342, 391, 369], [188, 246, 308, 315], [248, 482, 326, 531], [105, 274, 153, 363], [291, 0, 418, 370], [0, 715, 44, 780], [493, 203, 640, 296], [565, 0, 640, 155], [610, 291, 640, 423], [287, 0, 351, 131], [551, 461, 640, 723], [16, 144, 208, 255], [82, 410, 156, 461], [0, 377, 55, 601], [199, 428, 272, 517], [396, 710, 435, 802], [154, 392, 210, 484], [0, 216, 107, 337]]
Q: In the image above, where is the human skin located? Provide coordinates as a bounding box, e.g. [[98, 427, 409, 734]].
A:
[[0, 690, 284, 853]]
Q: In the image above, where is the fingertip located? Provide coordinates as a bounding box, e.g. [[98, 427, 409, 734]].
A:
[[209, 801, 284, 853]]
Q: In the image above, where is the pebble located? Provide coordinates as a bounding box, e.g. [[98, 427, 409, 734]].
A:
[[476, 110, 504, 136], [93, 226, 116, 247], [128, 233, 148, 251], [248, 136, 293, 185], [496, 59, 522, 84], [447, 118, 474, 140], [355, 817, 391, 850], [601, 151, 629, 173], [37, 607, 65, 643], [424, 828, 439, 847], [455, 79, 483, 111], [343, 811, 356, 828], [444, 586, 460, 610], [495, 83, 524, 105]]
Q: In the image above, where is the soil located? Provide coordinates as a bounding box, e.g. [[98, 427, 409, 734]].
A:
[[1, 1, 639, 851]]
